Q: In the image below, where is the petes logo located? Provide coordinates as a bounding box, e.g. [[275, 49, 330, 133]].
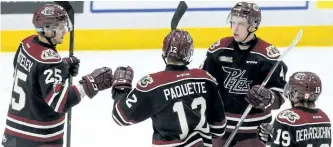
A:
[[278, 110, 300, 123], [41, 7, 55, 15], [294, 72, 306, 80], [138, 75, 153, 87], [41, 49, 61, 60], [266, 45, 280, 58], [222, 67, 252, 94]]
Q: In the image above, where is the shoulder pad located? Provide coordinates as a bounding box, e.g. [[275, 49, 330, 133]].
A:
[[276, 108, 330, 126], [136, 74, 155, 90], [136, 69, 218, 92], [252, 38, 280, 60], [208, 37, 234, 53], [21, 35, 62, 64], [276, 109, 301, 125], [190, 68, 217, 85]]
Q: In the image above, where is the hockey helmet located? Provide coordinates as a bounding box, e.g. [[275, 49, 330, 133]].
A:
[[228, 2, 262, 30], [283, 72, 322, 104], [33, 4, 72, 36], [162, 29, 194, 65]]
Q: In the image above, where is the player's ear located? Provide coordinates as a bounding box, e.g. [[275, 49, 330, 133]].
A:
[[43, 28, 52, 37], [249, 26, 257, 33]]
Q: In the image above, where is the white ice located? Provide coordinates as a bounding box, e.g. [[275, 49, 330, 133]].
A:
[[0, 47, 332, 147]]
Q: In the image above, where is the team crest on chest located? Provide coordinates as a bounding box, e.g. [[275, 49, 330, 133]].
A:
[[278, 110, 300, 123], [41, 49, 61, 60], [138, 75, 153, 87]]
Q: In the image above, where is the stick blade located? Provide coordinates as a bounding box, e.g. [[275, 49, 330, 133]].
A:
[[171, 1, 188, 30]]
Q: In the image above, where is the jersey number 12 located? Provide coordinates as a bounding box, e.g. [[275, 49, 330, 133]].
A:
[[173, 96, 209, 140]]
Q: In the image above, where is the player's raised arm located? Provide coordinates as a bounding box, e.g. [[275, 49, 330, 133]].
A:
[[38, 62, 113, 113]]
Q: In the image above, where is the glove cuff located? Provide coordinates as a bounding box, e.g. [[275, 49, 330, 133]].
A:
[[75, 83, 86, 99], [265, 89, 275, 109], [81, 76, 98, 99], [111, 86, 131, 100]]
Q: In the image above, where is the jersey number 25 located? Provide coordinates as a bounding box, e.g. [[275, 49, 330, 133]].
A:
[[11, 69, 27, 111], [11, 68, 62, 111]]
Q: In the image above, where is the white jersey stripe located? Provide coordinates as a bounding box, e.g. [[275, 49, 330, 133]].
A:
[[226, 113, 272, 122], [55, 80, 69, 112], [5, 125, 64, 138], [226, 125, 258, 130], [115, 102, 134, 125], [6, 116, 65, 129], [112, 114, 123, 126]]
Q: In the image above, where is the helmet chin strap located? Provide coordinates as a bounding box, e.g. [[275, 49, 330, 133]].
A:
[[46, 37, 56, 47], [41, 29, 57, 47], [237, 26, 257, 46]]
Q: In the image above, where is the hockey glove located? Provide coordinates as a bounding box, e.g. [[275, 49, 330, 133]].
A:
[[112, 66, 134, 91], [63, 56, 80, 77], [245, 85, 275, 110], [79, 67, 113, 98], [257, 123, 274, 145]]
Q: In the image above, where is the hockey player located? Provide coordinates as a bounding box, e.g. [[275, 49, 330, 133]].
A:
[[257, 72, 331, 147], [111, 29, 227, 146], [200, 2, 288, 147], [2, 4, 113, 147]]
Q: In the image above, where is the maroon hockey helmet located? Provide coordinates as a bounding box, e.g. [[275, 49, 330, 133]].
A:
[[32, 4, 72, 35], [228, 2, 262, 29], [162, 29, 194, 65], [283, 72, 322, 104]]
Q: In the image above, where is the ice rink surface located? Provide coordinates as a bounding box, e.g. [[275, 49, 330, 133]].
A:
[[0, 47, 332, 146]]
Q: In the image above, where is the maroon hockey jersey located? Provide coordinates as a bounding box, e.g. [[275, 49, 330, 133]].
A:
[[112, 65, 227, 147], [201, 36, 288, 141], [271, 107, 331, 147], [2, 35, 82, 147]]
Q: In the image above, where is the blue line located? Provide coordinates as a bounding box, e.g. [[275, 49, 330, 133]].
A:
[[90, 1, 308, 13]]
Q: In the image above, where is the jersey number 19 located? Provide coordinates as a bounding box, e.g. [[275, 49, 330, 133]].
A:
[[274, 129, 330, 147]]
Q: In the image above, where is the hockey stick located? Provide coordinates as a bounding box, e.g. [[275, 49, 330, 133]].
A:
[[223, 29, 303, 147], [171, 1, 188, 30], [54, 1, 74, 147]]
